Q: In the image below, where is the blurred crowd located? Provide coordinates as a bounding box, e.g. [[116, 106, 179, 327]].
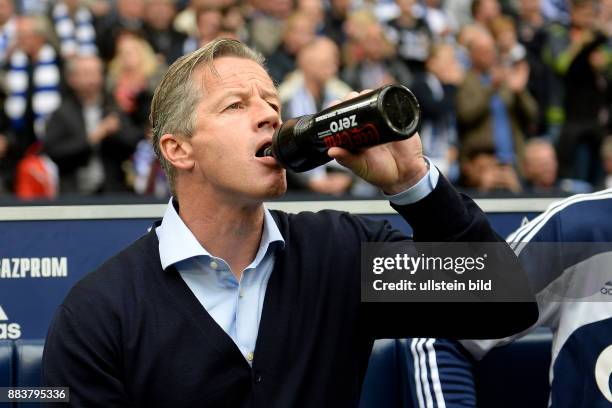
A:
[[0, 0, 611, 200]]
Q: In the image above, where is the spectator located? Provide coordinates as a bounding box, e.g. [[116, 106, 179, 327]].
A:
[[17, 0, 52, 15], [96, 0, 145, 61], [596, 0, 612, 36], [88, 0, 113, 21], [515, 0, 550, 136], [385, 0, 433, 75], [490, 16, 538, 138], [4, 15, 61, 154], [174, 0, 233, 37], [297, 0, 324, 34], [182, 7, 223, 54], [219, 3, 247, 42], [266, 12, 315, 85], [516, 0, 545, 43], [421, 0, 457, 40], [490, 15, 527, 69], [247, 0, 294, 55], [342, 9, 378, 68], [143, 0, 186, 65], [522, 137, 592, 193], [0, 0, 16, 65], [459, 144, 522, 193], [44, 55, 142, 193], [278, 37, 354, 195], [13, 141, 58, 200], [107, 32, 164, 128], [541, 0, 570, 23], [544, 0, 610, 184], [456, 28, 537, 171], [132, 128, 169, 197], [411, 42, 463, 181], [470, 0, 501, 30], [443, 0, 473, 28], [341, 17, 413, 91], [0, 105, 16, 193], [51, 0, 98, 59], [322, 0, 351, 46], [455, 24, 483, 69], [601, 136, 612, 189]]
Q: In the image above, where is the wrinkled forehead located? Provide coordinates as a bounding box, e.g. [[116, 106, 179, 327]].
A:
[[193, 57, 278, 98]]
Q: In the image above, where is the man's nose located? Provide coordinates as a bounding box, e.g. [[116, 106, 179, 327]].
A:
[[255, 100, 280, 131]]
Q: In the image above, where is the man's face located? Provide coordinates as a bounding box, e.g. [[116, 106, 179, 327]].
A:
[[524, 144, 557, 187], [299, 40, 339, 85], [284, 16, 315, 54], [144, 0, 175, 30], [470, 33, 497, 71], [197, 9, 222, 41], [117, 0, 144, 20], [462, 152, 498, 188], [68, 57, 103, 99], [16, 17, 44, 57], [0, 0, 14, 25], [185, 57, 286, 203], [571, 4, 595, 29], [519, 0, 540, 15]]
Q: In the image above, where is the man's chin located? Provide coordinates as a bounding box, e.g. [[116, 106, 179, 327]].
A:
[[264, 180, 287, 200]]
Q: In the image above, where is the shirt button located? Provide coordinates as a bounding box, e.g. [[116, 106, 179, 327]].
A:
[[255, 374, 262, 384], [246, 351, 254, 362], [239, 290, 244, 298], [209, 260, 218, 270]]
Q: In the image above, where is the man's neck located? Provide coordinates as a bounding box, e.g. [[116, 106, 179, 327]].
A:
[[304, 76, 323, 103], [79, 93, 102, 106], [178, 194, 265, 280]]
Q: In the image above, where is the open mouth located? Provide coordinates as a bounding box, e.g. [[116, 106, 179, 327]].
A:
[[255, 142, 272, 158]]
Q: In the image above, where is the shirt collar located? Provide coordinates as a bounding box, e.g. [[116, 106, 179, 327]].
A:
[[156, 198, 285, 270]]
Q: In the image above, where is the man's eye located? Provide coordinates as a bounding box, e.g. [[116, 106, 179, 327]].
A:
[[226, 102, 243, 110], [268, 103, 280, 112]]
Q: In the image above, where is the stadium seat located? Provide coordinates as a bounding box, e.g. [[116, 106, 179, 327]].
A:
[[0, 333, 552, 407], [359, 339, 406, 407], [14, 339, 45, 388], [0, 340, 14, 408], [360, 329, 553, 407], [475, 327, 552, 408]]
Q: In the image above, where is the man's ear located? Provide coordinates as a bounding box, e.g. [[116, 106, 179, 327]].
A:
[[159, 134, 195, 171]]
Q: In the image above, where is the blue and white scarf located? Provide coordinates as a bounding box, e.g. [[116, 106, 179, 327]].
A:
[[0, 18, 16, 66], [5, 44, 61, 139], [52, 2, 97, 57]]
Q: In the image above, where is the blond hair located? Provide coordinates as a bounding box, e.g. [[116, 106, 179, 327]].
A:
[[107, 33, 159, 85], [149, 38, 265, 195]]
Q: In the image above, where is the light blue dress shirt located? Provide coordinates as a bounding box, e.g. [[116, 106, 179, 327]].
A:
[[156, 161, 439, 364], [156, 203, 285, 365]]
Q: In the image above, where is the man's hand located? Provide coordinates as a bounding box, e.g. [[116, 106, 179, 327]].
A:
[[326, 90, 428, 195], [507, 61, 529, 93], [88, 113, 120, 145], [0, 134, 8, 159]]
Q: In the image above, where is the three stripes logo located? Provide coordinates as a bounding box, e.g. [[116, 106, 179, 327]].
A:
[[0, 305, 21, 339], [600, 281, 612, 295]]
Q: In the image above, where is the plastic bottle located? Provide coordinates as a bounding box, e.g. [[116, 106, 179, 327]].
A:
[[262, 84, 420, 172]]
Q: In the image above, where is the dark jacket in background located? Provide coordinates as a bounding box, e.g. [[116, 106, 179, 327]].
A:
[[43, 93, 142, 193]]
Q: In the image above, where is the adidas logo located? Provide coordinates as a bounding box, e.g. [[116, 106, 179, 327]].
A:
[[0, 305, 21, 339], [600, 282, 612, 295]]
